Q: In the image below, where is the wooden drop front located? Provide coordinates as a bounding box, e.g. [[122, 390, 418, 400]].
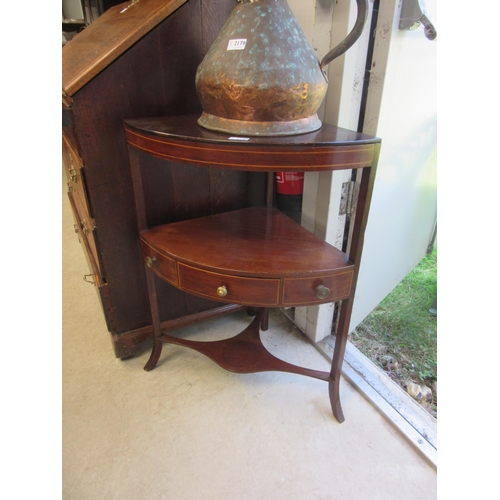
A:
[[125, 115, 381, 423]]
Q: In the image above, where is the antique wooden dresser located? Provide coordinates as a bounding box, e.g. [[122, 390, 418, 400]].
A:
[[62, 0, 263, 358]]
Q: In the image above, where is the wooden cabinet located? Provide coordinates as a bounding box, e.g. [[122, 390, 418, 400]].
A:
[[62, 0, 257, 358]]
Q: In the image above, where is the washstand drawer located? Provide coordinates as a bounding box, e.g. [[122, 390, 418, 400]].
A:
[[282, 271, 354, 306], [178, 264, 280, 307]]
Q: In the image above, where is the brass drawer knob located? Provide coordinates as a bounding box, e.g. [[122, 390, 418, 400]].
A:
[[316, 285, 330, 299], [145, 256, 157, 268], [216, 285, 228, 297]]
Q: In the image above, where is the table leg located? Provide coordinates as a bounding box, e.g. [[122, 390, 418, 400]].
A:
[[261, 309, 269, 331], [143, 266, 163, 372], [328, 298, 353, 423]]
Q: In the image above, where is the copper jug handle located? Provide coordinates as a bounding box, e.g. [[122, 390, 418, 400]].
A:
[[320, 0, 369, 70]]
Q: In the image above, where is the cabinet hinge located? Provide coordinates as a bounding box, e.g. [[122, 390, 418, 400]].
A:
[[80, 219, 96, 234], [68, 151, 84, 180], [339, 181, 356, 216]]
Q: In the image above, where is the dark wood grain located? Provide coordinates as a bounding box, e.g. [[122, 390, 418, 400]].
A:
[[140, 207, 354, 308], [124, 115, 379, 171], [125, 114, 380, 146], [328, 144, 382, 423], [127, 117, 381, 423], [201, 0, 236, 54], [62, 0, 188, 96], [159, 310, 332, 381], [112, 303, 244, 359], [178, 264, 281, 307], [142, 207, 352, 277], [63, 0, 254, 357]]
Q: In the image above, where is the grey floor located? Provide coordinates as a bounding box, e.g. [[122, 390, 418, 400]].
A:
[[62, 178, 437, 499]]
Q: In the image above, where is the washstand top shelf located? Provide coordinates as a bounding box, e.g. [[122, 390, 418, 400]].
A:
[[124, 114, 381, 172]]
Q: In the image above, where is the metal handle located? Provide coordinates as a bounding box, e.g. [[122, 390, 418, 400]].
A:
[[217, 285, 228, 297], [316, 285, 330, 300], [420, 14, 437, 41], [145, 256, 157, 268], [399, 0, 437, 41], [320, 0, 369, 70]]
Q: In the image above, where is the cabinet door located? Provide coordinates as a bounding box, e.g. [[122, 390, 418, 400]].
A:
[[63, 133, 101, 280]]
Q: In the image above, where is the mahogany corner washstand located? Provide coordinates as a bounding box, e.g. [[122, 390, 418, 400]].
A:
[[125, 115, 381, 423]]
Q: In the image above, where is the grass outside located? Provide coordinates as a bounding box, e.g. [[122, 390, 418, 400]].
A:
[[350, 246, 437, 418]]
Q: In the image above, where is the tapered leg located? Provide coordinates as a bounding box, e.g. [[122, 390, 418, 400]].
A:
[[328, 299, 353, 423], [326, 165, 378, 422], [260, 309, 269, 331], [328, 378, 345, 423], [143, 266, 163, 372]]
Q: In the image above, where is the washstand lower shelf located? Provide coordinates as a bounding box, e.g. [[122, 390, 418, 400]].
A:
[[140, 206, 356, 422], [146, 309, 331, 381]]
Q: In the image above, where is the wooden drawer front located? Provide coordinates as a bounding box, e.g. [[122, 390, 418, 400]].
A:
[[178, 264, 280, 307], [282, 271, 354, 306], [140, 240, 178, 286]]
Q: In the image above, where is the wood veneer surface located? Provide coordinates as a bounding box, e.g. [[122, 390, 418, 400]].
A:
[[62, 0, 188, 96], [141, 206, 353, 277]]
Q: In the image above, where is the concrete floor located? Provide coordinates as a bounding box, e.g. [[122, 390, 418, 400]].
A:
[[62, 182, 437, 499]]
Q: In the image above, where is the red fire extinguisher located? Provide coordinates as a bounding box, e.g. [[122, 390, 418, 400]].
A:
[[275, 172, 304, 223]]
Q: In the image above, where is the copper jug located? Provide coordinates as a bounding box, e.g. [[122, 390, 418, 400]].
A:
[[196, 0, 368, 136]]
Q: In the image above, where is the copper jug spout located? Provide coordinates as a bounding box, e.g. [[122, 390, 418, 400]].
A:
[[196, 0, 369, 136]]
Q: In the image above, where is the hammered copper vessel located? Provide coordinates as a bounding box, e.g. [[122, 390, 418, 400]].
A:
[[196, 0, 368, 136]]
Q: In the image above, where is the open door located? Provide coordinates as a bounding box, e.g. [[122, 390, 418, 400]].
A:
[[349, 0, 437, 330], [293, 0, 437, 339]]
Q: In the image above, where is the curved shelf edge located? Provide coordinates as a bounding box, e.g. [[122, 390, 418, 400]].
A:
[[158, 311, 331, 382]]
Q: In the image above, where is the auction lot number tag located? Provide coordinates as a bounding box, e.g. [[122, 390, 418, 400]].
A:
[[227, 39, 247, 51]]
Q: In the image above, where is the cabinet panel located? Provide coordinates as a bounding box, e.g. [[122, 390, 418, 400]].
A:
[[62, 0, 271, 358], [63, 134, 88, 205], [63, 134, 101, 277], [67, 191, 101, 283]]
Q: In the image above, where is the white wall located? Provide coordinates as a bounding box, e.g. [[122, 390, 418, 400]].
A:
[[286, 0, 438, 338], [288, 0, 374, 342], [350, 0, 437, 330]]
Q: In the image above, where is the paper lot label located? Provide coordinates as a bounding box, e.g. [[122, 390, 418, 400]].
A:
[[227, 39, 247, 51]]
